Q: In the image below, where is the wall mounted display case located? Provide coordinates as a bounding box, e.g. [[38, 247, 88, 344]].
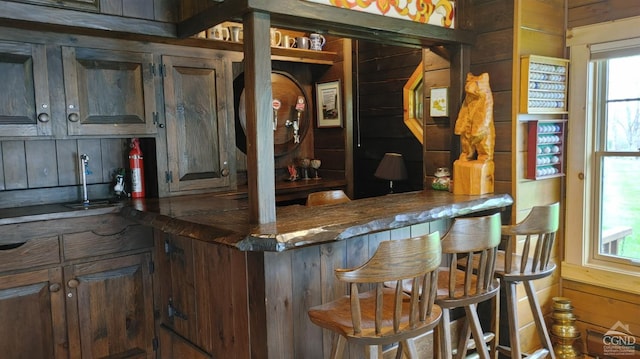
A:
[[527, 120, 566, 180], [520, 55, 569, 114]]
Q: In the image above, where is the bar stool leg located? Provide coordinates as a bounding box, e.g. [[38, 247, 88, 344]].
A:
[[464, 303, 491, 359], [330, 334, 347, 359], [440, 309, 454, 359], [524, 281, 556, 359], [505, 281, 522, 359]]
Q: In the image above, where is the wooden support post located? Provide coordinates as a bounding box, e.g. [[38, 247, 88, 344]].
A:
[[244, 11, 276, 224]]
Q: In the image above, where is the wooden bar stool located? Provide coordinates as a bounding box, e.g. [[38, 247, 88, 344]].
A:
[[308, 232, 443, 358], [497, 202, 560, 359], [306, 189, 351, 206], [437, 213, 502, 359]]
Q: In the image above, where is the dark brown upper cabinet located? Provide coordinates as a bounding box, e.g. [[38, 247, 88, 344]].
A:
[[62, 46, 159, 136], [0, 40, 52, 137], [162, 55, 233, 193]]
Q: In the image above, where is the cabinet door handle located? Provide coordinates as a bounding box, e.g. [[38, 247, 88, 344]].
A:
[[37, 112, 50, 123], [68, 113, 80, 122], [49, 283, 61, 292], [67, 279, 80, 288]]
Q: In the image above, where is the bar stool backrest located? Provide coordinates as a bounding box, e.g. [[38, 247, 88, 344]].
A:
[[335, 232, 442, 337], [500, 202, 560, 278], [440, 213, 502, 300]]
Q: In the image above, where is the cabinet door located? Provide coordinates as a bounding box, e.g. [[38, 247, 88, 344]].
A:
[[155, 235, 200, 346], [62, 46, 158, 136], [163, 55, 232, 193], [0, 40, 52, 137], [0, 267, 67, 359], [64, 253, 155, 358]]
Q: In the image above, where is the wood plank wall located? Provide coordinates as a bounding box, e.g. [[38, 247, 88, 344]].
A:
[[313, 37, 348, 187], [564, 1, 640, 356], [0, 138, 133, 208], [469, 0, 515, 197], [353, 42, 423, 198]]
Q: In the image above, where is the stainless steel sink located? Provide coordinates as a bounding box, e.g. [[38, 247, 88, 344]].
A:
[[63, 200, 123, 210]]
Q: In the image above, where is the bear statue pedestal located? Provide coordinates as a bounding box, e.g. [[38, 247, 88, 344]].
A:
[[453, 160, 494, 195]]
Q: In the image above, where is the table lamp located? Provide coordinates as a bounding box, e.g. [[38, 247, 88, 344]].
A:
[[374, 153, 407, 193]]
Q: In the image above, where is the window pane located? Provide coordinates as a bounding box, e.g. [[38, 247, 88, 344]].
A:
[[607, 55, 640, 100], [599, 156, 640, 260], [605, 101, 640, 151]]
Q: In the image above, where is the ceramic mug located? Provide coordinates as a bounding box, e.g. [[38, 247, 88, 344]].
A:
[[270, 28, 282, 47], [309, 33, 326, 51], [230, 26, 242, 42], [296, 36, 310, 49], [283, 35, 296, 48], [209, 25, 230, 41]]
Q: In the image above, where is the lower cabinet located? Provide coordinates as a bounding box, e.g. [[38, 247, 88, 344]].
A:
[[0, 215, 155, 359], [153, 230, 250, 359]]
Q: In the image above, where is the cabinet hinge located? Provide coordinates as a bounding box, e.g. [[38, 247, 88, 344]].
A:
[[165, 171, 173, 183], [152, 337, 158, 351], [149, 260, 155, 274]]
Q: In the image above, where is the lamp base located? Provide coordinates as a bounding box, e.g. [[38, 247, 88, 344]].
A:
[[453, 160, 494, 195]]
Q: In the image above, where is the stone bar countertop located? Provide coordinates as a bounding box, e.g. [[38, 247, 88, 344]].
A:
[[120, 190, 513, 252]]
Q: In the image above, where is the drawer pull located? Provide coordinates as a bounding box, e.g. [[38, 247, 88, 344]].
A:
[[67, 279, 80, 288], [49, 283, 61, 292], [91, 227, 128, 237], [0, 242, 26, 251]]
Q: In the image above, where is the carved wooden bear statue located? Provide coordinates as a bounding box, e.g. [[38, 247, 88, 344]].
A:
[[454, 72, 495, 162]]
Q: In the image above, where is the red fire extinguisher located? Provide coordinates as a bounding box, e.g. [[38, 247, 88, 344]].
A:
[[129, 138, 145, 198]]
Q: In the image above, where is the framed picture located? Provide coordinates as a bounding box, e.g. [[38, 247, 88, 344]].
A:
[[430, 87, 449, 117], [316, 80, 342, 128]]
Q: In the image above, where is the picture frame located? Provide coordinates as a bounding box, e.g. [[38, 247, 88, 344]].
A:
[[430, 87, 449, 117], [316, 80, 343, 128]]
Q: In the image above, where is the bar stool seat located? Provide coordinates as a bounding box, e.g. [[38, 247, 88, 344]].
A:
[[308, 232, 443, 359], [496, 202, 560, 359], [306, 189, 351, 206], [436, 213, 502, 359]]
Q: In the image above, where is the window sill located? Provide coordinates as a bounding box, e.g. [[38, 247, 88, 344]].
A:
[[561, 261, 640, 295]]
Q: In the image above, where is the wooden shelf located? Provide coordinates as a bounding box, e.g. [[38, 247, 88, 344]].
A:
[[520, 55, 569, 114], [526, 120, 566, 180]]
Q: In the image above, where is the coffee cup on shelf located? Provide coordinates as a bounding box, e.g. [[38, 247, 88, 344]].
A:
[[230, 26, 242, 42], [296, 36, 310, 50], [270, 28, 282, 47], [209, 25, 230, 41], [283, 35, 296, 48]]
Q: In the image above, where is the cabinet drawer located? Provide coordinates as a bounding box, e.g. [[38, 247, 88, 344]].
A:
[[63, 224, 153, 260], [0, 236, 60, 272]]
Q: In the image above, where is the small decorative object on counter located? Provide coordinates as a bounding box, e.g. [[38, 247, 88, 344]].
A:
[[300, 158, 311, 180], [287, 164, 299, 181], [129, 138, 145, 198], [311, 159, 321, 179], [432, 167, 451, 191], [113, 168, 128, 198]]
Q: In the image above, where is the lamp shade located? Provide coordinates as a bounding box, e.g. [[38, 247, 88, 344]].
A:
[[374, 153, 408, 181]]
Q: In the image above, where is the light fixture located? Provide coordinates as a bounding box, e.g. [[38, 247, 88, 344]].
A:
[[374, 153, 408, 193]]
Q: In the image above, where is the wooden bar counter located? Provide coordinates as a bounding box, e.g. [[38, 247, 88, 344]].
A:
[[121, 190, 513, 251], [119, 190, 512, 359]]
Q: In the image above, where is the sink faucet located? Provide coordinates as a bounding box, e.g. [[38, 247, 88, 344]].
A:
[[80, 154, 90, 206]]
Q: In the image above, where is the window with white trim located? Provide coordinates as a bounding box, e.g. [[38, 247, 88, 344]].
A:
[[565, 17, 640, 293]]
